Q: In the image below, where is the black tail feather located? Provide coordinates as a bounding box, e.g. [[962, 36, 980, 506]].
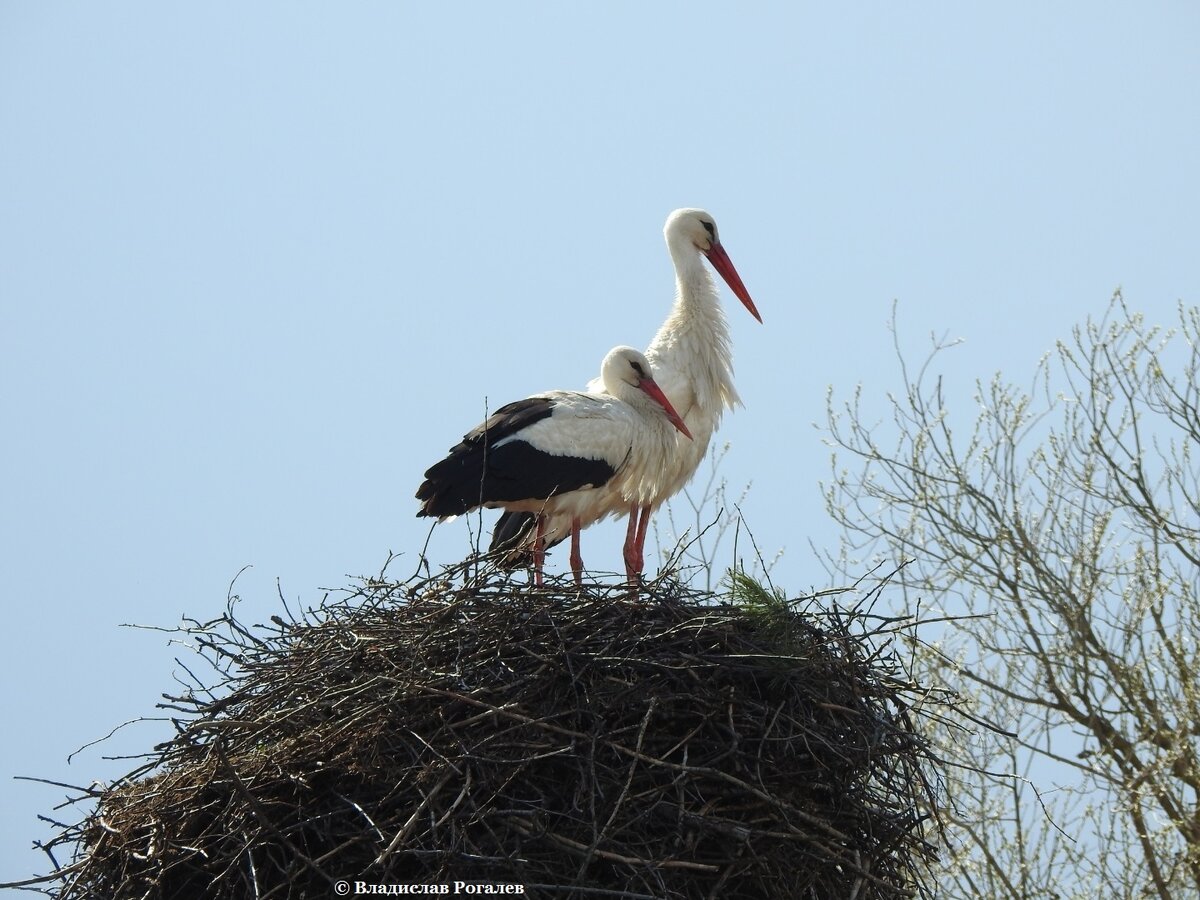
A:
[[489, 510, 569, 569]]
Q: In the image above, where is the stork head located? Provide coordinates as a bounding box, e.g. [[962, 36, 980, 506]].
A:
[[663, 208, 762, 323], [601, 346, 692, 440]]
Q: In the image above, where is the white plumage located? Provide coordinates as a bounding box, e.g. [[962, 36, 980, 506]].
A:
[[626, 207, 759, 500]]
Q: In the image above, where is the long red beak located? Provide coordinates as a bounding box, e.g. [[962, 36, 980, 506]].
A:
[[638, 378, 693, 440], [704, 241, 762, 323]]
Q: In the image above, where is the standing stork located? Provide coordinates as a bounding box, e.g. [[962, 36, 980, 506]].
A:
[[416, 346, 692, 585], [491, 208, 760, 577]]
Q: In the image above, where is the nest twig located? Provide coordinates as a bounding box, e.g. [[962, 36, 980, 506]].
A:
[[24, 561, 949, 899]]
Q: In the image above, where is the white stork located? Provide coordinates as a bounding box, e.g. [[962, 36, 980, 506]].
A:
[[491, 208, 760, 577], [416, 346, 692, 585]]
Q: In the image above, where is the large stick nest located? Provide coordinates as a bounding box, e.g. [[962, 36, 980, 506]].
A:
[[35, 563, 946, 899]]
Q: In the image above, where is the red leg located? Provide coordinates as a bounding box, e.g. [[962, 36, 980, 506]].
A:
[[569, 516, 584, 586], [532, 516, 546, 587], [633, 504, 652, 576], [622, 505, 640, 585]]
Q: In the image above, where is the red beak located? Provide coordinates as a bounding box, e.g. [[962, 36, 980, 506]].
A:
[[638, 378, 693, 440], [704, 241, 762, 323]]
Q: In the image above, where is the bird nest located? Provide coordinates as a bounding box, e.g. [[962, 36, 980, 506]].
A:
[[32, 562, 947, 899]]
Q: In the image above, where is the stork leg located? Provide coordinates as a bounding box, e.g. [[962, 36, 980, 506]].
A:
[[532, 516, 546, 587], [633, 504, 652, 575], [622, 505, 641, 585], [568, 516, 584, 586]]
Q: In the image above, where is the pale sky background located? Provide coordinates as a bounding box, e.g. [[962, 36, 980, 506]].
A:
[[3, 2, 1199, 885]]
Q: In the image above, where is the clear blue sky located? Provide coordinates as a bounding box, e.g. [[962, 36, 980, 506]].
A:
[[2, 2, 1198, 884]]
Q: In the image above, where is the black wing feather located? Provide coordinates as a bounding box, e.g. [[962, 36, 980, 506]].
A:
[[415, 395, 617, 518]]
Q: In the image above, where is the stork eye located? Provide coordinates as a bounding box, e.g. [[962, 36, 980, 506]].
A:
[[630, 361, 646, 377], [701, 221, 715, 238]]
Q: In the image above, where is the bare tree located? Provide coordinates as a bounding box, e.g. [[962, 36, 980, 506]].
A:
[[823, 293, 1200, 899]]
